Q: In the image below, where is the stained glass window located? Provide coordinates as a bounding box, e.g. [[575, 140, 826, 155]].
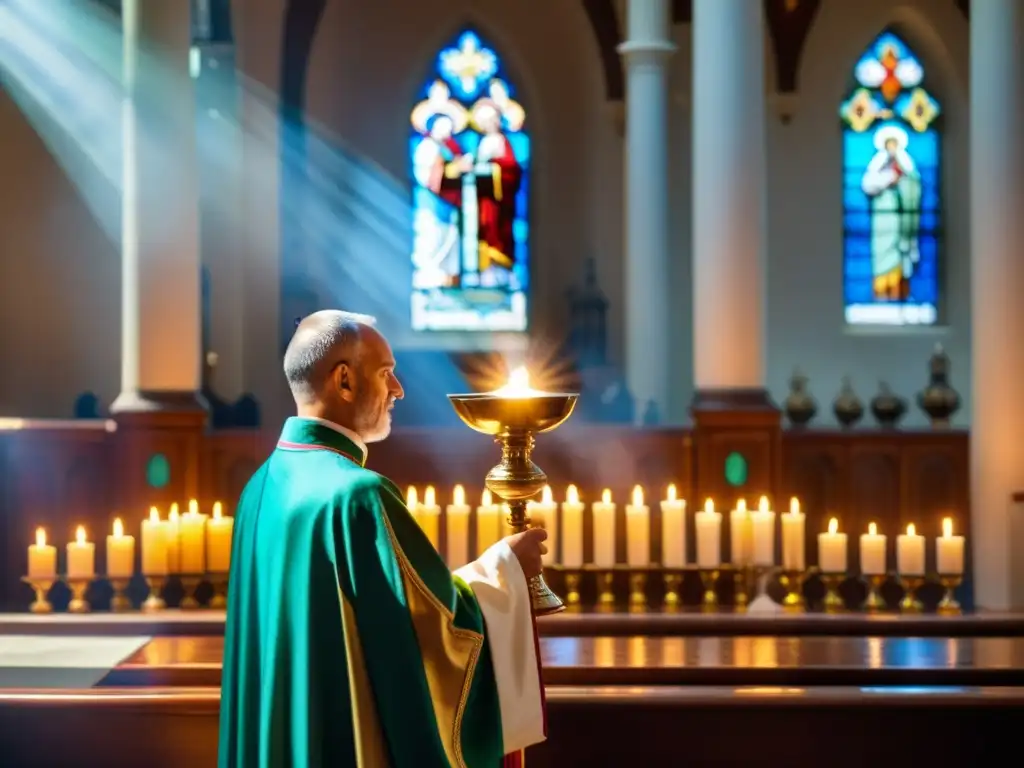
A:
[[409, 30, 530, 332], [840, 31, 941, 326]]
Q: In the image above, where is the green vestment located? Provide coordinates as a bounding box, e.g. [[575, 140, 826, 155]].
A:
[[218, 418, 512, 767]]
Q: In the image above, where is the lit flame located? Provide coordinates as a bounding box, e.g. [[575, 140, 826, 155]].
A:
[[704, 498, 715, 514], [149, 506, 160, 523], [169, 503, 180, 522], [453, 484, 466, 506], [566, 485, 580, 504], [213, 502, 223, 520], [737, 499, 747, 514], [631, 485, 644, 507], [828, 517, 839, 535], [666, 484, 677, 502], [601, 488, 612, 504], [481, 489, 492, 506], [789, 497, 801, 516], [542, 485, 553, 504], [407, 486, 418, 508], [868, 522, 878, 536], [424, 485, 436, 507], [943, 517, 953, 538], [906, 523, 916, 536], [758, 496, 770, 514], [113, 518, 124, 538], [492, 366, 541, 398], [75, 525, 87, 545], [35, 527, 46, 547], [188, 499, 199, 516]]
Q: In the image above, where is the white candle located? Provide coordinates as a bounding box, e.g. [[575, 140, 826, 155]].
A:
[[781, 497, 806, 571], [561, 484, 585, 567], [751, 496, 776, 566], [179, 499, 208, 574], [475, 489, 501, 556], [27, 527, 56, 580], [695, 499, 722, 568], [896, 523, 925, 576], [860, 522, 887, 575], [660, 484, 687, 567], [446, 484, 471, 568], [527, 485, 558, 565], [106, 518, 135, 578], [730, 499, 753, 566], [419, 486, 441, 550], [625, 485, 650, 567], [936, 517, 965, 575], [66, 525, 95, 579], [207, 501, 234, 573], [817, 517, 848, 573], [165, 503, 182, 573], [141, 507, 168, 576], [591, 488, 616, 566]]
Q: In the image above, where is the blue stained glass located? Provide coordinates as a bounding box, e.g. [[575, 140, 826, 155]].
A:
[[842, 31, 942, 326], [409, 30, 531, 332]]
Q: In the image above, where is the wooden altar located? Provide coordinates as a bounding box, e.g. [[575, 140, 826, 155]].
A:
[[0, 419, 969, 610]]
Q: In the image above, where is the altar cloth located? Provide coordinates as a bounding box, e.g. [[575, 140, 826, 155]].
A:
[[0, 634, 151, 689]]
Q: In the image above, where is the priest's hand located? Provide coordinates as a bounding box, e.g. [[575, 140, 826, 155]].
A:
[[506, 528, 548, 579]]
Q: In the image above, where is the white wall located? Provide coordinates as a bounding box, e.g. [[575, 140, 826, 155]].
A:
[[0, 0, 971, 426]]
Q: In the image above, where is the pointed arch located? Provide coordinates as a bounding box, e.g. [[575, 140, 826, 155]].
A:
[[839, 29, 943, 327], [408, 29, 531, 332]]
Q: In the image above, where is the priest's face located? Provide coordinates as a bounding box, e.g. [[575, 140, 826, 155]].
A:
[[350, 326, 404, 442]]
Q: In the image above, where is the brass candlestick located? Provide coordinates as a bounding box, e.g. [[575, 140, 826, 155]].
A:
[[662, 572, 683, 611], [64, 577, 91, 614], [899, 575, 925, 612], [628, 571, 647, 611], [209, 572, 229, 610], [820, 573, 846, 613], [142, 575, 167, 612], [596, 570, 615, 610], [937, 574, 963, 614], [734, 566, 753, 608], [448, 381, 578, 616], [179, 574, 203, 609], [778, 570, 805, 610], [108, 577, 132, 612], [699, 568, 719, 610], [863, 574, 887, 612], [21, 577, 55, 614]]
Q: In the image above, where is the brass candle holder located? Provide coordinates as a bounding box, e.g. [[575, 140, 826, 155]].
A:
[[863, 574, 887, 612], [142, 575, 167, 612], [208, 572, 229, 610], [898, 575, 925, 612], [778, 570, 805, 610], [21, 576, 55, 614], [698, 568, 719, 610], [448, 379, 578, 616], [64, 577, 92, 614], [733, 565, 754, 609], [596, 570, 615, 610], [937, 573, 963, 614], [628, 571, 647, 612], [820, 573, 846, 613], [108, 577, 133, 612], [662, 572, 683, 611], [179, 574, 203, 610]]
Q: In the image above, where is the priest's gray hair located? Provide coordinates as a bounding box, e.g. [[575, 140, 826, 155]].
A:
[[283, 310, 377, 402]]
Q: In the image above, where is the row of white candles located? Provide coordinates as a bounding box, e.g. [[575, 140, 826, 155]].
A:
[[26, 500, 235, 581], [406, 485, 967, 576]]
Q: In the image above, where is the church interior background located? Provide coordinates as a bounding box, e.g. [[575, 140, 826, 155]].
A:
[[1, 0, 1023, 765]]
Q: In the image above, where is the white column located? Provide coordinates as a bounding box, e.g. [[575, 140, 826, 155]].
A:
[[970, 0, 1024, 609], [113, 0, 202, 410], [691, 0, 767, 391], [618, 0, 674, 424]]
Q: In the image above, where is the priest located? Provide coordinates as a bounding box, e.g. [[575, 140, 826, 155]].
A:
[[219, 310, 547, 767]]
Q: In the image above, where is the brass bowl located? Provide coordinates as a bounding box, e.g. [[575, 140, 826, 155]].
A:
[[447, 392, 579, 436]]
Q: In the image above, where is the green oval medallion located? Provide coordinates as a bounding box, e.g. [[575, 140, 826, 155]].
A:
[[146, 453, 171, 489], [724, 451, 748, 487]]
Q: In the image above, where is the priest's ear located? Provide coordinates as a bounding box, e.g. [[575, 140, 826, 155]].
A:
[[334, 361, 356, 402]]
